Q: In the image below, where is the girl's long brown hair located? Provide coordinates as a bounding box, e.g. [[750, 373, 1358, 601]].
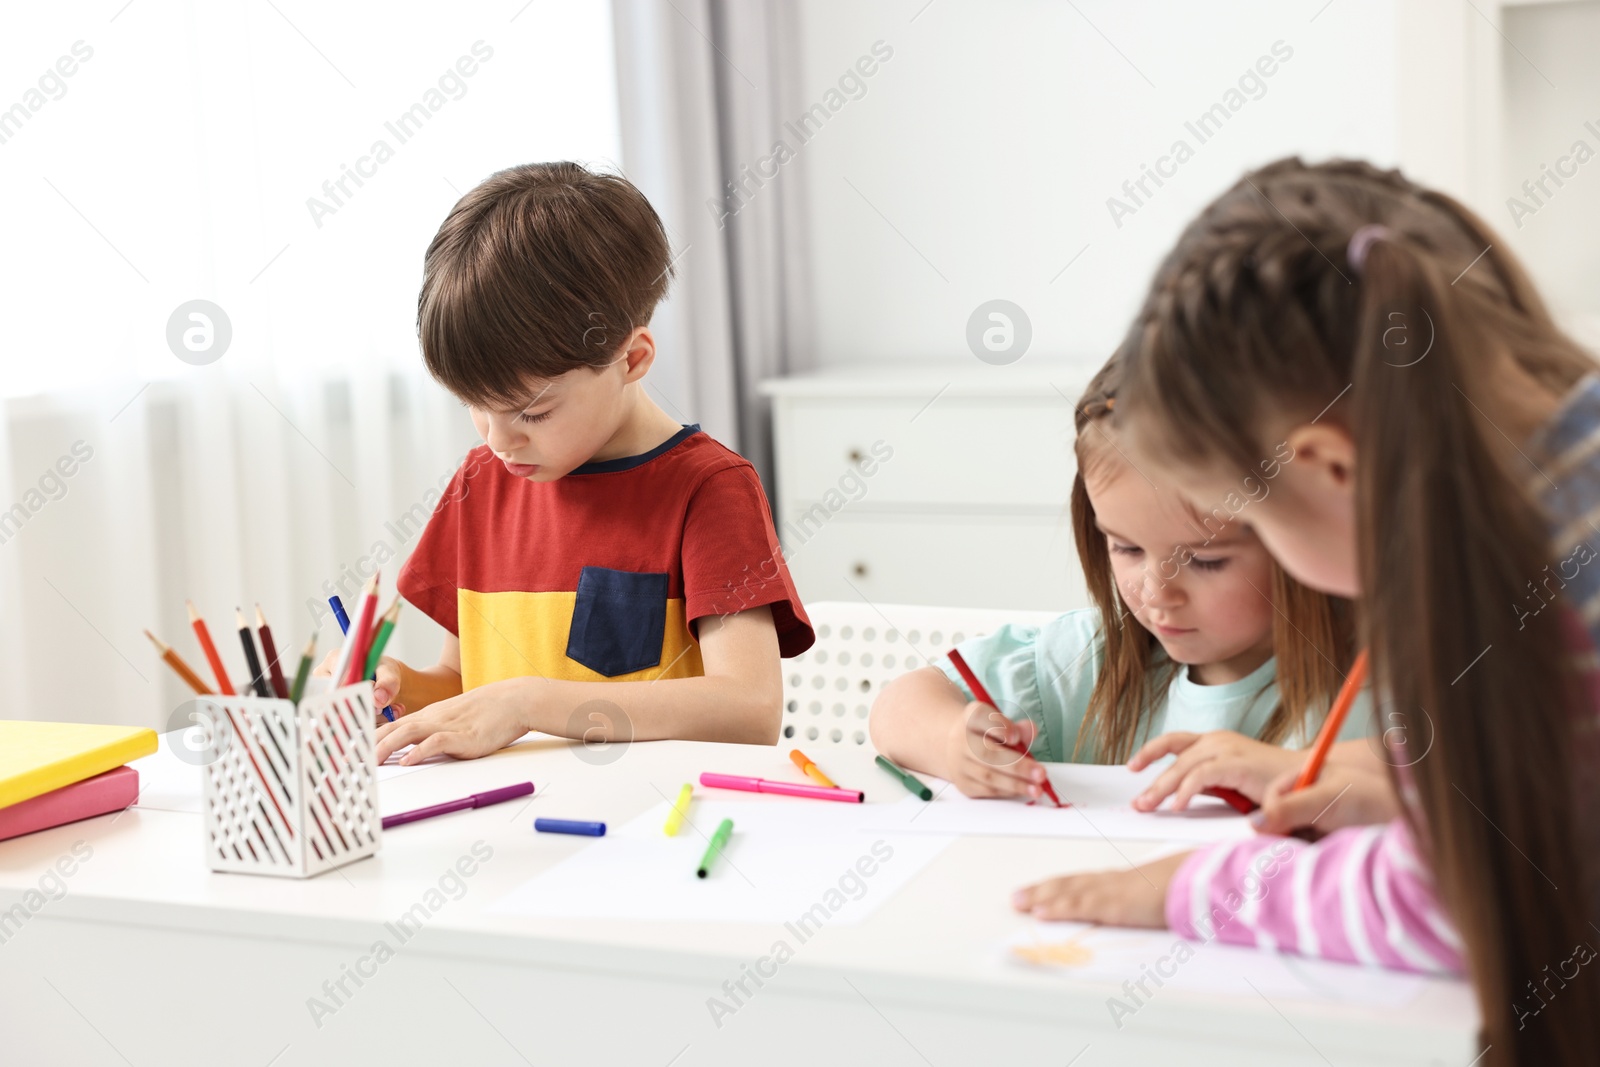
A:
[[1069, 360, 1353, 763], [1119, 157, 1599, 1066]]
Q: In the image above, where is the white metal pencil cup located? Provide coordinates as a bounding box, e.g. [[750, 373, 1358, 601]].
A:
[[200, 680, 383, 878]]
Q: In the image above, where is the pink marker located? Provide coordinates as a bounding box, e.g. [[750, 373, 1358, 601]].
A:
[[699, 773, 864, 804]]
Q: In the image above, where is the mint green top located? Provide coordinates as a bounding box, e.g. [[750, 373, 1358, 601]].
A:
[[932, 609, 1373, 763]]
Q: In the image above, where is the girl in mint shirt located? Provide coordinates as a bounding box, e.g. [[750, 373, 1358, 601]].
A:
[[870, 360, 1372, 801]]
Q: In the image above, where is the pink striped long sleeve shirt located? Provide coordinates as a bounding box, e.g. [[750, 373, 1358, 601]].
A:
[[1167, 373, 1600, 974]]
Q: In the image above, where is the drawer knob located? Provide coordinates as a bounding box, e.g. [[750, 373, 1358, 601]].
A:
[[847, 448, 864, 464], [852, 562, 869, 578]]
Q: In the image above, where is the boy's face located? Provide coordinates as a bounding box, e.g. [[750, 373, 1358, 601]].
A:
[[467, 353, 634, 482]]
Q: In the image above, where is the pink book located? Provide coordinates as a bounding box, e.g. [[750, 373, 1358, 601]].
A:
[[0, 765, 139, 842]]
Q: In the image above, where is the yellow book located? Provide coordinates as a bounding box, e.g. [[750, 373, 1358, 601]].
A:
[[0, 722, 158, 809]]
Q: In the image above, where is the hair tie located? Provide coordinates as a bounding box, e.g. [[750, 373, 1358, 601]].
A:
[[1347, 224, 1391, 275]]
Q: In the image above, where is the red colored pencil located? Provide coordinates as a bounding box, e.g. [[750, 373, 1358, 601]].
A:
[[340, 573, 380, 686], [255, 604, 290, 700], [947, 648, 1064, 808], [187, 600, 235, 696]]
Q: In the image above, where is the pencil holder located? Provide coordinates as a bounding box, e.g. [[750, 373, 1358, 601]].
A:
[[201, 681, 383, 878]]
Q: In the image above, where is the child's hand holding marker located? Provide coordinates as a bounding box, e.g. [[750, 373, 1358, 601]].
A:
[[313, 647, 408, 718], [1127, 730, 1302, 813], [375, 676, 531, 766], [943, 701, 1051, 800]]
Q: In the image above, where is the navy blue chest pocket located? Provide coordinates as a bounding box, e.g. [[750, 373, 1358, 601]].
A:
[[566, 566, 670, 677]]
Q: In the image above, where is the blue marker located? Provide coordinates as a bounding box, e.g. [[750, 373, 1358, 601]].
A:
[[535, 818, 606, 837], [328, 595, 351, 635], [332, 595, 393, 721]]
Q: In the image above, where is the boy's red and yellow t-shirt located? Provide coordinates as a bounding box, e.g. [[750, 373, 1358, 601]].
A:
[[397, 425, 813, 690]]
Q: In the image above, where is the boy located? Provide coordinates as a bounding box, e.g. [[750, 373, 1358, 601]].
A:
[[366, 162, 812, 766]]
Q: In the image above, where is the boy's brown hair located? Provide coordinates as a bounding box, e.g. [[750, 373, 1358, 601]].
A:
[[417, 162, 674, 406]]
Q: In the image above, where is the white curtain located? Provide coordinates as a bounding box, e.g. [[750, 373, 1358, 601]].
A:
[[0, 1, 624, 729], [610, 0, 815, 482]]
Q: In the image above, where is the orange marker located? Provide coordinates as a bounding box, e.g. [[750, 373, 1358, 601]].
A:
[[789, 749, 837, 789], [1292, 649, 1370, 792], [186, 600, 234, 696], [144, 629, 213, 695]]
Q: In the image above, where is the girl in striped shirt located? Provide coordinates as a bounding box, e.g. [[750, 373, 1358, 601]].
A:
[[1012, 158, 1600, 1067]]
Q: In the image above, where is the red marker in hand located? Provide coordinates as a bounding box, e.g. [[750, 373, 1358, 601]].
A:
[[947, 648, 1065, 808]]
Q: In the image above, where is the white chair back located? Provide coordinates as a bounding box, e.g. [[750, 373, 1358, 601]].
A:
[[783, 601, 1060, 747]]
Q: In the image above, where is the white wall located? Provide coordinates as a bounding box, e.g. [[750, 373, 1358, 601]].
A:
[[789, 0, 1403, 368]]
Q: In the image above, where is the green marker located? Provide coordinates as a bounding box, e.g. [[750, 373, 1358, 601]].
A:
[[876, 755, 933, 800], [697, 817, 734, 879], [288, 634, 316, 704]]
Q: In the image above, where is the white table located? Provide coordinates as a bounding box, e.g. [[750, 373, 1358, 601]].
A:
[[0, 735, 1476, 1067]]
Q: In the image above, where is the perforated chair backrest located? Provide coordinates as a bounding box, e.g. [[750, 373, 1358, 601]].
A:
[[783, 601, 1061, 748]]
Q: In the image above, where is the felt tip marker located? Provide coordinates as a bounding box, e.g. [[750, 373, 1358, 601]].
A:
[[697, 817, 734, 878], [535, 818, 606, 837]]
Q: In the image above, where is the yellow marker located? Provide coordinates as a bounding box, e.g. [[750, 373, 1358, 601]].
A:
[[789, 748, 837, 789], [663, 783, 693, 836]]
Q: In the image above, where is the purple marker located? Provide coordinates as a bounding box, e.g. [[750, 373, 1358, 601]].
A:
[[381, 782, 534, 830]]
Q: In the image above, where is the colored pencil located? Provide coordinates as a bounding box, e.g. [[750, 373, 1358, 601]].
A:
[[254, 604, 290, 699], [697, 818, 734, 878], [363, 597, 401, 680], [144, 629, 213, 695], [1292, 649, 1370, 792], [663, 783, 693, 836], [329, 573, 377, 688], [289, 634, 316, 704], [874, 755, 932, 801], [341, 573, 381, 687], [789, 748, 838, 788], [947, 648, 1064, 807], [187, 600, 235, 696], [235, 607, 271, 698]]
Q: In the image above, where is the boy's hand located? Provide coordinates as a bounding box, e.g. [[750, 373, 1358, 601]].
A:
[[1129, 730, 1301, 812], [1012, 851, 1188, 926], [369, 658, 406, 717], [374, 676, 531, 766], [942, 701, 1050, 799], [1251, 761, 1400, 837]]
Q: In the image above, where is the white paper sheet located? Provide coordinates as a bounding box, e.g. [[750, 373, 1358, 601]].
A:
[[861, 761, 1257, 844], [487, 798, 954, 925], [1006, 921, 1426, 1007]]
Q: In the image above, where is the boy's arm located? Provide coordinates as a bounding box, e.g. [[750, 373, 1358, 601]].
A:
[[373, 606, 781, 764]]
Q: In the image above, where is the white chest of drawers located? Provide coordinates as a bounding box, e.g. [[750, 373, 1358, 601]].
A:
[[761, 364, 1095, 612]]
